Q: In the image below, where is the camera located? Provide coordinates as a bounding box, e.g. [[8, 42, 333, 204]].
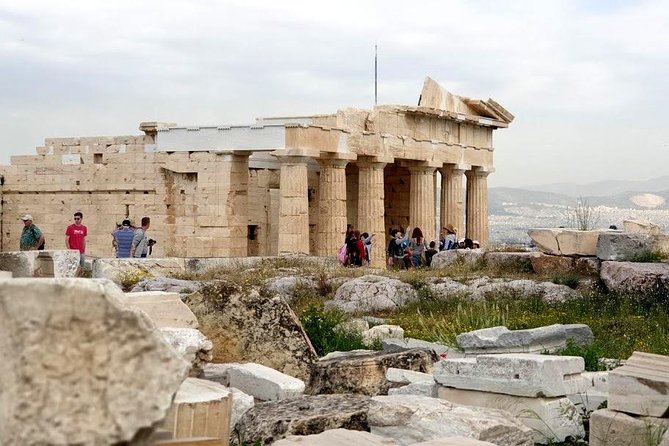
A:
[[148, 239, 157, 247]]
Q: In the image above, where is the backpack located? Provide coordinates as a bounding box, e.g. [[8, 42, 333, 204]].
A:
[[337, 244, 348, 265]]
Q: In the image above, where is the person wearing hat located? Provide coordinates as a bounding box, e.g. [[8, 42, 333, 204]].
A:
[[440, 224, 457, 251], [112, 219, 135, 258], [20, 214, 45, 251]]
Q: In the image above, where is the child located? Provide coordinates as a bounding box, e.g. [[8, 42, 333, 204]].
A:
[[403, 246, 413, 269], [425, 241, 438, 267]]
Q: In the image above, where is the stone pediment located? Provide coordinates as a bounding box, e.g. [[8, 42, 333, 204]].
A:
[[417, 76, 514, 125]]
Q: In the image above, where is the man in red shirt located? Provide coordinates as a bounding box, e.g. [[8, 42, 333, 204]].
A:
[[65, 211, 88, 269]]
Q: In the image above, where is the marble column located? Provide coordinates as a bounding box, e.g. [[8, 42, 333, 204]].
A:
[[277, 155, 310, 255], [440, 165, 466, 238], [357, 160, 387, 268], [317, 158, 349, 257], [465, 168, 490, 247], [409, 165, 436, 240]]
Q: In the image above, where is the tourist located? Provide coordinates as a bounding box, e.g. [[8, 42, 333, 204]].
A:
[[20, 214, 45, 251], [65, 211, 87, 269], [472, 240, 480, 249], [113, 219, 134, 258], [344, 224, 354, 244], [361, 232, 375, 265], [403, 246, 414, 269], [346, 230, 366, 267], [425, 241, 438, 267], [387, 227, 410, 268], [131, 216, 151, 258], [440, 224, 457, 251], [463, 238, 474, 249], [409, 227, 427, 267]]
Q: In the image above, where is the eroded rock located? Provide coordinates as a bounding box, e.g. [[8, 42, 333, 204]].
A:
[[327, 275, 418, 313]]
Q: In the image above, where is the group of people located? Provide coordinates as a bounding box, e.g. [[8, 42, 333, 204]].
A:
[[18, 213, 154, 263], [339, 225, 375, 267]]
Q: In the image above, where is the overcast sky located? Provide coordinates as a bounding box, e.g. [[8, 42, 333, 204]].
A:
[[1, 0, 667, 187]]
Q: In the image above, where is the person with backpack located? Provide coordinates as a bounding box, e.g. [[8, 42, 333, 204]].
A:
[[20, 214, 45, 251], [346, 230, 366, 267], [387, 227, 410, 268]]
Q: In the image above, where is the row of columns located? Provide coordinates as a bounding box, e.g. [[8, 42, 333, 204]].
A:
[[276, 154, 490, 267]]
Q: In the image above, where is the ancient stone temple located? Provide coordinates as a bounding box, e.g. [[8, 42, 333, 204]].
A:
[[0, 77, 512, 267]]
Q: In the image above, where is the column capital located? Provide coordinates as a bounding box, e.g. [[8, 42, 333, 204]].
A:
[[441, 163, 470, 174], [272, 151, 312, 165], [466, 166, 493, 178], [356, 154, 394, 166]]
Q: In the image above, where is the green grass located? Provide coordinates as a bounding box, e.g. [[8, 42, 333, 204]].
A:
[[629, 249, 668, 263], [299, 303, 368, 356]]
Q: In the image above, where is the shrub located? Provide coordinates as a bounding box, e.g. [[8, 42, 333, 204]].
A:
[[629, 250, 667, 263], [551, 273, 580, 289], [554, 340, 605, 372], [298, 304, 367, 356], [116, 269, 152, 291]]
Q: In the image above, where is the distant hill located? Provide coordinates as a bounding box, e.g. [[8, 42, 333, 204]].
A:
[[522, 176, 669, 197]]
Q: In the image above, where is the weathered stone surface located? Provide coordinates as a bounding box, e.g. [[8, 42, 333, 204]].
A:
[[186, 281, 318, 384], [264, 275, 318, 303], [569, 371, 608, 414], [483, 251, 533, 270], [0, 251, 35, 276], [46, 250, 81, 277], [388, 382, 438, 397], [272, 428, 396, 446], [597, 233, 653, 261], [368, 395, 533, 446], [0, 250, 79, 278], [528, 229, 561, 255], [609, 351, 669, 417], [410, 439, 498, 446], [336, 318, 370, 335], [661, 430, 669, 446], [530, 253, 575, 275], [362, 324, 404, 346], [574, 256, 601, 275], [204, 362, 305, 402], [236, 394, 371, 445], [93, 257, 187, 283], [589, 408, 669, 446], [382, 337, 459, 359], [437, 387, 584, 444], [434, 354, 587, 397], [456, 324, 568, 355], [430, 249, 484, 269], [564, 323, 594, 346], [601, 261, 669, 294], [428, 276, 579, 303], [160, 327, 213, 376], [0, 278, 189, 445], [126, 291, 199, 328], [624, 219, 662, 236], [386, 368, 435, 385], [309, 349, 438, 396], [163, 377, 232, 441], [327, 275, 418, 313], [130, 277, 204, 295], [320, 349, 376, 361], [556, 230, 601, 256]]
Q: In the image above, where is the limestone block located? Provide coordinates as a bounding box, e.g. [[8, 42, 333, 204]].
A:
[[126, 291, 199, 328], [624, 219, 662, 236], [574, 256, 601, 275], [608, 351, 669, 417], [589, 409, 669, 446], [326, 275, 418, 313], [310, 349, 438, 396], [386, 368, 435, 385], [601, 261, 669, 294], [160, 327, 214, 376], [0, 278, 189, 445], [271, 428, 397, 446], [211, 362, 305, 402], [456, 324, 568, 355], [569, 371, 608, 414], [0, 251, 36, 277], [433, 354, 587, 397], [229, 387, 255, 431], [388, 382, 438, 397], [368, 395, 534, 446], [410, 439, 498, 446], [597, 232, 653, 261], [483, 251, 533, 270], [362, 324, 405, 346], [164, 378, 232, 443], [437, 387, 584, 444], [0, 271, 12, 278], [527, 229, 561, 255], [430, 249, 484, 269], [92, 258, 188, 284], [382, 337, 459, 359], [529, 253, 575, 275], [556, 230, 602, 256], [236, 394, 371, 445]]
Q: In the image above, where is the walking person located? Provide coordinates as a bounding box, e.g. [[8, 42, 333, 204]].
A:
[[409, 227, 428, 267], [65, 211, 88, 270], [20, 214, 45, 251], [131, 217, 151, 258], [113, 219, 134, 258]]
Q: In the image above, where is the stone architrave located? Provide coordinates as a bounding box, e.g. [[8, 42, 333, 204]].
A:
[[368, 395, 534, 446], [455, 325, 568, 355], [408, 164, 437, 241], [0, 278, 189, 445], [126, 291, 199, 328], [608, 351, 669, 417], [589, 409, 669, 446], [317, 157, 350, 257], [163, 377, 232, 443], [437, 387, 584, 444], [465, 168, 490, 248], [433, 354, 587, 398], [309, 349, 438, 396], [236, 394, 371, 445], [440, 165, 466, 241], [357, 159, 389, 268], [276, 154, 311, 255]]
